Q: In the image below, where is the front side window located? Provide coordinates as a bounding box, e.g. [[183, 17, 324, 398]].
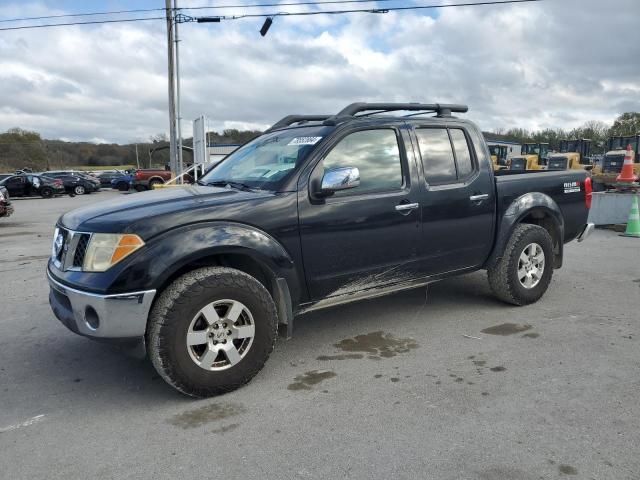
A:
[[321, 129, 403, 196]]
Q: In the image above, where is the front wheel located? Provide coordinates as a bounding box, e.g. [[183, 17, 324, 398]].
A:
[[487, 224, 554, 306], [40, 187, 53, 199], [147, 267, 278, 397]]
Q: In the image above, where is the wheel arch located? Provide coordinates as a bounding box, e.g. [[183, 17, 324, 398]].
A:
[[138, 223, 300, 330], [485, 192, 565, 269]]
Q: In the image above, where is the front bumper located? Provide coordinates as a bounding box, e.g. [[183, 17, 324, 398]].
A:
[[48, 270, 156, 339], [0, 202, 13, 217], [577, 223, 594, 242]]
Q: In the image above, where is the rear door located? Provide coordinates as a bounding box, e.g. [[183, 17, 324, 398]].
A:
[[298, 125, 423, 300], [411, 124, 495, 274]]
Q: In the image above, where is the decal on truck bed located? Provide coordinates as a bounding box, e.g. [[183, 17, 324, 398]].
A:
[[563, 181, 580, 193]]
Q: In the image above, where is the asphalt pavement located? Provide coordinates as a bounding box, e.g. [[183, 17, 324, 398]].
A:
[[0, 190, 638, 480]]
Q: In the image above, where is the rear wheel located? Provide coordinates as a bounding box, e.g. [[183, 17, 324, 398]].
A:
[[116, 182, 129, 191], [134, 185, 146, 192], [40, 187, 53, 199], [74, 185, 86, 195], [148, 179, 162, 189], [147, 267, 278, 397], [487, 224, 554, 306]]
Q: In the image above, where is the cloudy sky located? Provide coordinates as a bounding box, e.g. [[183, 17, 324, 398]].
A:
[[0, 0, 638, 144]]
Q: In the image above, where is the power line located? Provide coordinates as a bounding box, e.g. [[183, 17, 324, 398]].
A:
[[0, 0, 541, 32], [0, 8, 165, 24], [0, 1, 397, 24], [202, 0, 543, 20], [0, 17, 164, 32], [0, 0, 538, 25]]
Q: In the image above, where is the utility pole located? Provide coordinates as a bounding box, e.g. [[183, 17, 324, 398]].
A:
[[135, 143, 140, 169], [174, 0, 184, 183], [165, 0, 178, 177]]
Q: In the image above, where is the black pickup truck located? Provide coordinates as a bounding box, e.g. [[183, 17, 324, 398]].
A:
[[47, 103, 593, 397]]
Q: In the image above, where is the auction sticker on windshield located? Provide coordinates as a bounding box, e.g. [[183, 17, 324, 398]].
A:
[[288, 136, 323, 146]]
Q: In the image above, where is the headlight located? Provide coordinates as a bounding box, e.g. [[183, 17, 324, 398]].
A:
[[0, 191, 5, 201], [83, 233, 145, 272]]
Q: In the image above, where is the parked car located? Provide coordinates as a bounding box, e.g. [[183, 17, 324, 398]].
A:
[[94, 170, 125, 187], [44, 171, 101, 190], [41, 173, 98, 196], [47, 102, 593, 397], [0, 186, 13, 218], [130, 168, 173, 191], [111, 173, 133, 191], [0, 174, 65, 198]]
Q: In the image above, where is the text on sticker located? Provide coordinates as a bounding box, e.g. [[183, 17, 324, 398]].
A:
[[288, 137, 323, 146]]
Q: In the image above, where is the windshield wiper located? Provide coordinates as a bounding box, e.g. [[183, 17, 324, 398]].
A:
[[205, 180, 257, 191]]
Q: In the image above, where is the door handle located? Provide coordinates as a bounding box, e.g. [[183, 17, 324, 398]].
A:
[[395, 202, 419, 212], [469, 194, 489, 202]]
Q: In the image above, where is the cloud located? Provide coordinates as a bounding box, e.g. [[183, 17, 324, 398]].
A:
[[0, 0, 638, 143]]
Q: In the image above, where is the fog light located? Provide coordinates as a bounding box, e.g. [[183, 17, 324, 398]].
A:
[[85, 306, 100, 330]]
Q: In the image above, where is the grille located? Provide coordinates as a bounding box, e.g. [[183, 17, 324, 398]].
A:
[[73, 234, 91, 268], [548, 158, 568, 170], [54, 228, 69, 264], [602, 156, 624, 174], [52, 228, 91, 271], [510, 158, 526, 171]]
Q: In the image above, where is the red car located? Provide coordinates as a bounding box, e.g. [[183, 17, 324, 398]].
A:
[[130, 169, 173, 191]]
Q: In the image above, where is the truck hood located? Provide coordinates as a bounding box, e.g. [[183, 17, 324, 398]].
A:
[[60, 185, 276, 238]]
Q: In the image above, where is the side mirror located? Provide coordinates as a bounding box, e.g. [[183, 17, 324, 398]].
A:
[[319, 167, 360, 195]]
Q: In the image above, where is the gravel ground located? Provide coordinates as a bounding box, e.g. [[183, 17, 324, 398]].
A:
[[1, 190, 638, 480]]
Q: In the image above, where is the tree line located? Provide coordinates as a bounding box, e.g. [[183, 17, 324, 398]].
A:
[[1, 113, 639, 172], [485, 112, 640, 152]]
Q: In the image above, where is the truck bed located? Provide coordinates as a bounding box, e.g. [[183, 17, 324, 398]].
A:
[[494, 169, 589, 243]]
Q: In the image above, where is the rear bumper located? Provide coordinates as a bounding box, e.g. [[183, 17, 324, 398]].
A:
[[48, 270, 156, 339], [577, 223, 594, 242]]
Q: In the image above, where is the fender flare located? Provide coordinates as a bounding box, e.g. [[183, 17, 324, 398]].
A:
[[484, 192, 565, 268], [109, 221, 301, 314]]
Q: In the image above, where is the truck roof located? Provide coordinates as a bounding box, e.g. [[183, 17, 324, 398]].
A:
[[267, 102, 470, 133]]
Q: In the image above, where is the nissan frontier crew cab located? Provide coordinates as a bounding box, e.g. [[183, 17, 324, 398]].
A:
[[47, 102, 594, 397]]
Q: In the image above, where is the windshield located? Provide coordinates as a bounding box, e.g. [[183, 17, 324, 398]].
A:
[[199, 127, 325, 190]]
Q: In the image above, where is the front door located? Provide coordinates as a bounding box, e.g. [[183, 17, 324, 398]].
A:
[[411, 125, 495, 274], [298, 126, 422, 301], [4, 176, 26, 196]]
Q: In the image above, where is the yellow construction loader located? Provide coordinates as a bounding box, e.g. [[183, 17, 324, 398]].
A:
[[547, 139, 592, 171], [488, 144, 509, 171], [508, 143, 549, 171], [592, 134, 640, 189]]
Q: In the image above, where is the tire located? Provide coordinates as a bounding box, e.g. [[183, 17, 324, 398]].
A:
[[147, 267, 278, 397], [117, 182, 129, 191], [148, 179, 162, 189], [40, 187, 53, 199], [74, 185, 86, 195], [487, 224, 554, 306], [134, 185, 146, 192]]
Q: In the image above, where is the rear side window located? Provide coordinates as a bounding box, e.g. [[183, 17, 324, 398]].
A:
[[415, 128, 457, 184], [449, 129, 473, 178], [416, 127, 476, 185], [322, 129, 403, 196]]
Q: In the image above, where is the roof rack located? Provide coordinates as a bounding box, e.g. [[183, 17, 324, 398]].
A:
[[323, 102, 468, 125], [266, 115, 331, 132]]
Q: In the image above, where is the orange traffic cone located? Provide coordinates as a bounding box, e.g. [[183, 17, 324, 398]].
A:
[[616, 144, 639, 183]]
